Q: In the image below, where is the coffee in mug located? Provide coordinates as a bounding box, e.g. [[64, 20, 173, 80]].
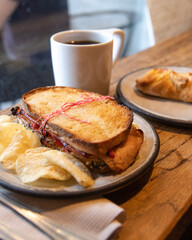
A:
[[50, 29, 124, 95], [64, 40, 101, 45]]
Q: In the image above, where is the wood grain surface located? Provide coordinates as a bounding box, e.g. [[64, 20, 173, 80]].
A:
[[1, 29, 192, 240], [107, 29, 192, 240]]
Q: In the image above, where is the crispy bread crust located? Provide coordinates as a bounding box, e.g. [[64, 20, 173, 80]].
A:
[[21, 86, 133, 155], [102, 125, 144, 173]]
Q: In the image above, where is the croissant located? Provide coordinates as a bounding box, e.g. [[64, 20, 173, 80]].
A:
[[135, 68, 192, 103]]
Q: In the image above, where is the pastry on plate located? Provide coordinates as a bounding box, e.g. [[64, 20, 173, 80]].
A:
[[135, 68, 192, 103]]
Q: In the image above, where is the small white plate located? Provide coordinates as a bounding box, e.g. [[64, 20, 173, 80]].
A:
[[116, 66, 192, 127], [0, 113, 159, 198]]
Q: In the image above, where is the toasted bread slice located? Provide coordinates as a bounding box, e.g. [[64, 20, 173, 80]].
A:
[[21, 86, 133, 155]]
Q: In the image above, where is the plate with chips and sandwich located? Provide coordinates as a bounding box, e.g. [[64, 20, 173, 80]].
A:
[[117, 66, 192, 127], [0, 86, 159, 197]]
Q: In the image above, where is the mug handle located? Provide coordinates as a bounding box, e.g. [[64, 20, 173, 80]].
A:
[[100, 28, 125, 66]]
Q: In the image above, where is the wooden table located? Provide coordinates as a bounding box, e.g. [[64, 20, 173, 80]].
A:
[[1, 29, 192, 240], [107, 29, 192, 240]]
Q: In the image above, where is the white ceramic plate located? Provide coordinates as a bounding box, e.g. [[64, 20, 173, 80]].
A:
[[0, 113, 159, 198], [116, 66, 192, 127]]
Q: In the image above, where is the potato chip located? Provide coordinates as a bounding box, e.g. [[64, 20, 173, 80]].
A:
[[0, 128, 41, 169], [0, 122, 25, 155], [0, 115, 13, 124], [24, 129, 41, 148], [16, 147, 71, 183], [42, 150, 95, 187]]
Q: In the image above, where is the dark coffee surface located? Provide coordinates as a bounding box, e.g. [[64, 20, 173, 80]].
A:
[[64, 40, 100, 45]]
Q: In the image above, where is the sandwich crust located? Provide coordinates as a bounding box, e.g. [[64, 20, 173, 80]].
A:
[[21, 86, 133, 155]]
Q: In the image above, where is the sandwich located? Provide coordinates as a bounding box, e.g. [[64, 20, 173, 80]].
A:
[[11, 86, 143, 173]]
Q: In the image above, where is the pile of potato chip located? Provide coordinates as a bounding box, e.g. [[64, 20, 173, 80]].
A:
[[0, 115, 94, 188]]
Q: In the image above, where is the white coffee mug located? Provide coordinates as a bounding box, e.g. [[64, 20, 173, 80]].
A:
[[50, 28, 124, 95]]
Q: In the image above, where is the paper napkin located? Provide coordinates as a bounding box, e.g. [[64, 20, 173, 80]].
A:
[[0, 188, 126, 240]]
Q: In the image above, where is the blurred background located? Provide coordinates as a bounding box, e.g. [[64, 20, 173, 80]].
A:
[[0, 0, 154, 110], [0, 0, 192, 110]]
